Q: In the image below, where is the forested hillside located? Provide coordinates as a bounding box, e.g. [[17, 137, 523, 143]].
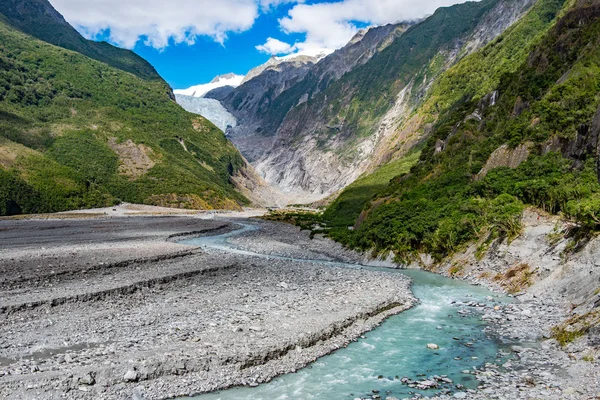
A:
[[319, 0, 600, 262], [0, 0, 161, 81], [0, 10, 249, 216]]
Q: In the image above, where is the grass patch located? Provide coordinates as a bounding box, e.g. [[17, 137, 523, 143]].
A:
[[552, 310, 600, 346], [493, 263, 536, 294]]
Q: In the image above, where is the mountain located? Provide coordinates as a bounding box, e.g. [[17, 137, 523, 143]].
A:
[[320, 0, 600, 261], [255, 0, 536, 203], [0, 0, 256, 216], [0, 0, 161, 81], [204, 23, 410, 165], [240, 50, 332, 85], [204, 53, 329, 162], [174, 73, 245, 98]]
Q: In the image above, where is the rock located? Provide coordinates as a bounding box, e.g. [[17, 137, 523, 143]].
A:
[[453, 392, 467, 399], [132, 386, 146, 400], [249, 326, 263, 332], [427, 343, 439, 350], [78, 372, 95, 386], [124, 369, 138, 382], [511, 345, 524, 353], [563, 387, 576, 395], [420, 379, 437, 388]]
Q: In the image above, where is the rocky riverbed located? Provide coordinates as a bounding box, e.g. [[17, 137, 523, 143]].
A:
[[0, 213, 413, 399]]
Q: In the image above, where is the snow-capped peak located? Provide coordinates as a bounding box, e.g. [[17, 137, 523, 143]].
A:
[[174, 73, 245, 98]]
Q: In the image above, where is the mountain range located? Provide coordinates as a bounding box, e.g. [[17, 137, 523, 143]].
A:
[[2, 0, 600, 235]]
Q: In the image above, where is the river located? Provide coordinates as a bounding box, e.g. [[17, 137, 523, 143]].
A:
[[180, 222, 509, 400]]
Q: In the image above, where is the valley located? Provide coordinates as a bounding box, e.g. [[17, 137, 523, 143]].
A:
[[0, 0, 599, 398], [0, 210, 598, 399]]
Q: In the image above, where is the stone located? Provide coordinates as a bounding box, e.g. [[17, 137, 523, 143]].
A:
[[427, 343, 439, 350], [453, 392, 467, 399], [124, 369, 138, 382], [78, 372, 95, 386]]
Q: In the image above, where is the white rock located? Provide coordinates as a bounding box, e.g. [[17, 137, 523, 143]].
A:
[[124, 370, 138, 382], [427, 343, 439, 350]]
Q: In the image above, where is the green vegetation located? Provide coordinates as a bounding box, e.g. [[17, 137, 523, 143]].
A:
[[0, 16, 248, 216], [280, 0, 505, 157], [318, 0, 600, 263], [322, 151, 421, 228], [0, 0, 160, 80], [552, 309, 600, 346], [424, 0, 569, 116]]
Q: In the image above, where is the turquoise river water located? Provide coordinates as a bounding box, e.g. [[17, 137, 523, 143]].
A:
[[180, 223, 510, 400]]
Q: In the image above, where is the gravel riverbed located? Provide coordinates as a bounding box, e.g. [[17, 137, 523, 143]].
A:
[[0, 215, 414, 399]]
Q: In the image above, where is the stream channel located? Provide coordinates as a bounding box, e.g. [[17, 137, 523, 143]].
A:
[[179, 222, 511, 400]]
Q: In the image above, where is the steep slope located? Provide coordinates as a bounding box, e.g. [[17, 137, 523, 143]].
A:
[[0, 16, 251, 216], [207, 24, 408, 163], [0, 0, 161, 81], [205, 55, 325, 162], [324, 0, 569, 225], [257, 0, 535, 202], [323, 0, 600, 265]]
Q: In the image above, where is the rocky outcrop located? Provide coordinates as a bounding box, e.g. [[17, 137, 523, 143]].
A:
[[206, 56, 320, 162], [430, 209, 600, 344], [476, 142, 532, 179], [256, 0, 535, 202]]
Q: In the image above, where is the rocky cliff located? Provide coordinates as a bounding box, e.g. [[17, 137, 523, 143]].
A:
[[206, 55, 322, 162], [207, 23, 409, 166]]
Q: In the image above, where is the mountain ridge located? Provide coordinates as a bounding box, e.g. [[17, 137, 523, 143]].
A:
[[0, 0, 263, 215], [255, 0, 536, 203], [0, 0, 162, 81]]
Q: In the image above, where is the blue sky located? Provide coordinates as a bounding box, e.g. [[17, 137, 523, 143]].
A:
[[49, 0, 469, 89], [134, 4, 306, 89]]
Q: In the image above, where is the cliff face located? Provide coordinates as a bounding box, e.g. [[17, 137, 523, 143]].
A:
[[207, 23, 409, 166], [432, 208, 600, 348], [206, 56, 319, 162], [255, 0, 535, 203]]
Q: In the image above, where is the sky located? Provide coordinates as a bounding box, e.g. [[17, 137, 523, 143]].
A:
[[48, 0, 470, 90]]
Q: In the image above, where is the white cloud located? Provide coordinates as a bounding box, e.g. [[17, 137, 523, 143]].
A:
[[279, 0, 470, 52], [259, 0, 302, 11], [48, 0, 467, 52], [255, 37, 295, 55], [49, 0, 260, 49]]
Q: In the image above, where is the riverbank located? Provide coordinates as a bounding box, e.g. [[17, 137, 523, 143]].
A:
[[404, 208, 600, 400], [0, 213, 414, 399]]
